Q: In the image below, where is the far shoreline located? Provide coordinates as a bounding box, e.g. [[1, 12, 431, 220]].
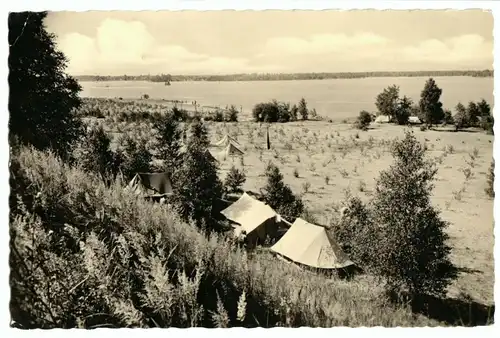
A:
[[74, 70, 493, 83]]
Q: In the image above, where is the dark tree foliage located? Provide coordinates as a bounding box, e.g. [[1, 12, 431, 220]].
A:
[[443, 109, 454, 125], [419, 78, 444, 127], [298, 98, 308, 120], [171, 106, 189, 121], [454, 102, 469, 130], [116, 135, 152, 180], [9, 11, 83, 161], [171, 120, 224, 231], [224, 105, 239, 122], [375, 85, 400, 120], [74, 125, 116, 178], [334, 197, 376, 267], [224, 165, 246, 194], [252, 101, 291, 123], [153, 111, 182, 173], [260, 163, 304, 221], [189, 117, 210, 149], [395, 96, 412, 125], [370, 130, 457, 298], [354, 110, 372, 131], [466, 101, 481, 127], [290, 104, 299, 121], [477, 99, 491, 117]]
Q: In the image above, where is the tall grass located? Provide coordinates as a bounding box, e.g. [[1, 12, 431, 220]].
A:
[[10, 146, 438, 328]]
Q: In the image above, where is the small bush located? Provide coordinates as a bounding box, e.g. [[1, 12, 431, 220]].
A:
[[224, 105, 239, 122], [485, 159, 495, 198], [302, 182, 311, 194], [355, 111, 372, 131]]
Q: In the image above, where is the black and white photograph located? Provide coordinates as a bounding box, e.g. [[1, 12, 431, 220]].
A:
[[6, 4, 496, 330]]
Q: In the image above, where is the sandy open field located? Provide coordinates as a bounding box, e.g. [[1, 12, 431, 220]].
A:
[[98, 114, 494, 307], [208, 121, 495, 306]]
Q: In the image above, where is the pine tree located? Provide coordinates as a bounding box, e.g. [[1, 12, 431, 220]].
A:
[[260, 163, 304, 221], [153, 111, 182, 173], [298, 98, 308, 120], [117, 135, 152, 180], [9, 12, 83, 161], [224, 166, 246, 193], [172, 120, 224, 231], [370, 130, 456, 298], [454, 103, 469, 131], [74, 125, 115, 178], [419, 78, 444, 127], [189, 117, 210, 149]]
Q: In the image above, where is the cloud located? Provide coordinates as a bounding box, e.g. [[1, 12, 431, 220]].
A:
[[58, 18, 280, 75], [57, 18, 493, 75], [261, 33, 391, 57], [257, 32, 492, 71], [400, 34, 493, 66]]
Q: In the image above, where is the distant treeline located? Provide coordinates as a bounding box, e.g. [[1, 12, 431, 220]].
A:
[[75, 70, 493, 83]]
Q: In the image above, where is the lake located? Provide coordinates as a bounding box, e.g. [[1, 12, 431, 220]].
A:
[[80, 77, 494, 120]]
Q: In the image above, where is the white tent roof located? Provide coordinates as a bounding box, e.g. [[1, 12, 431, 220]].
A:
[[220, 192, 277, 235], [374, 115, 390, 123], [270, 218, 354, 269], [219, 142, 245, 157], [214, 134, 240, 147], [408, 116, 422, 124]]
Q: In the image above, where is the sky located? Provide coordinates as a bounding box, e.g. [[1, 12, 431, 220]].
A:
[[44, 10, 494, 76]]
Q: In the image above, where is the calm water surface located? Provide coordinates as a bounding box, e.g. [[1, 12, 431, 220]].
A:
[[80, 77, 494, 120]]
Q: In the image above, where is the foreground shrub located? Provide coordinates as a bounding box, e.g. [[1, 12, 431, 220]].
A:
[[370, 130, 457, 299]]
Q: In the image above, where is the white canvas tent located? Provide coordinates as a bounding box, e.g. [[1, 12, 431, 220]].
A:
[[214, 134, 240, 147], [125, 172, 174, 199], [270, 218, 354, 269], [374, 115, 390, 124], [219, 142, 245, 158], [220, 192, 280, 246], [408, 116, 422, 124]]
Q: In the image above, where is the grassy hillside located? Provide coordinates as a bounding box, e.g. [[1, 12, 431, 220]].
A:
[[10, 146, 443, 328]]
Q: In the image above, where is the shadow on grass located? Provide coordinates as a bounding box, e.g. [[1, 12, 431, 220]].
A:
[[457, 266, 483, 274], [391, 291, 494, 326], [431, 128, 483, 134]]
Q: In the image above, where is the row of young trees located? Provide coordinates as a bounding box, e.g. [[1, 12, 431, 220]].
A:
[[375, 78, 494, 133]]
